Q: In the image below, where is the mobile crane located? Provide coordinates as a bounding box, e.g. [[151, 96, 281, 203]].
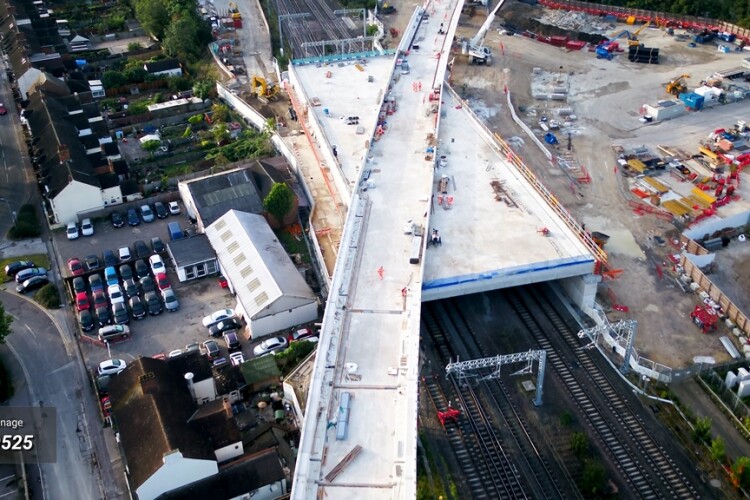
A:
[[462, 0, 507, 65]]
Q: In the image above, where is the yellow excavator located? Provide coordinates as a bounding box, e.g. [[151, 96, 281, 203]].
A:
[[666, 74, 689, 96], [228, 1, 242, 20], [251, 75, 279, 101], [628, 19, 650, 46]]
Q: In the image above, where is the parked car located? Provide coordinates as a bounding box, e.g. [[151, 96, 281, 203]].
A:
[[169, 349, 183, 358], [75, 292, 90, 311], [79, 310, 95, 332], [103, 249, 117, 267], [253, 336, 289, 357], [112, 302, 129, 325], [209, 318, 242, 337], [134, 259, 149, 279], [107, 284, 125, 305], [16, 276, 49, 294], [162, 288, 179, 311], [67, 258, 84, 276], [140, 275, 156, 294], [85, 255, 101, 271], [229, 352, 245, 366], [185, 342, 200, 353], [66, 222, 79, 240], [155, 273, 171, 290], [111, 211, 124, 228], [118, 246, 131, 262], [97, 359, 127, 376], [122, 278, 138, 299], [288, 327, 319, 343], [95, 306, 111, 327], [92, 291, 108, 309], [202, 309, 236, 328], [99, 325, 129, 342], [150, 237, 165, 254], [72, 277, 86, 294], [105, 267, 119, 287], [168, 201, 181, 215], [129, 296, 146, 320], [88, 273, 104, 294], [202, 340, 220, 360], [144, 291, 162, 315], [223, 331, 241, 351], [140, 204, 155, 223], [133, 240, 150, 260], [127, 208, 140, 226], [154, 201, 168, 219], [149, 254, 165, 275], [15, 267, 47, 283], [5, 260, 35, 277], [119, 264, 133, 281], [80, 218, 94, 236]]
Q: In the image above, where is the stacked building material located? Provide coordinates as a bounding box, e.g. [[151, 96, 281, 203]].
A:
[[628, 45, 659, 63]]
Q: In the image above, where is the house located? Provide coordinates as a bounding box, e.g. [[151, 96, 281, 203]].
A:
[[167, 349, 217, 404], [167, 234, 219, 282], [144, 58, 183, 78], [68, 34, 91, 52], [205, 210, 318, 338]]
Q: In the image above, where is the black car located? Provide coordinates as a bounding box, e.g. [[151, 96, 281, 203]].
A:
[[133, 240, 150, 259], [5, 260, 35, 277], [72, 277, 86, 294], [85, 254, 101, 271], [140, 276, 156, 294], [127, 208, 140, 226], [151, 237, 165, 254], [129, 296, 146, 320], [134, 259, 149, 279], [95, 306, 111, 327], [103, 249, 117, 267], [122, 278, 139, 299], [111, 211, 124, 228], [119, 264, 133, 281], [79, 310, 95, 332], [223, 331, 241, 351], [154, 201, 168, 219], [144, 291, 162, 315], [112, 302, 130, 325], [16, 276, 49, 294], [209, 318, 242, 337]]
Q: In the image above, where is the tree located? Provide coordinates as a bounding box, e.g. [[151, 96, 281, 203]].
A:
[[212, 104, 230, 123], [133, 0, 169, 40], [101, 71, 128, 89], [212, 124, 230, 145], [162, 16, 207, 62], [193, 80, 212, 100], [570, 432, 588, 459], [188, 114, 204, 127], [580, 459, 606, 496], [127, 42, 143, 52], [34, 284, 60, 309], [263, 182, 294, 225], [692, 416, 712, 443], [0, 301, 13, 344], [8, 204, 41, 239], [711, 437, 726, 463], [141, 140, 162, 157], [732, 456, 750, 490]]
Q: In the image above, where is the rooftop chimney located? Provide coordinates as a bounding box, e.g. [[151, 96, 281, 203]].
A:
[[184, 372, 196, 402]]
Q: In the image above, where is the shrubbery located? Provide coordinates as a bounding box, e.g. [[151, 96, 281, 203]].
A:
[[34, 284, 60, 309], [8, 204, 41, 239], [274, 341, 315, 374]]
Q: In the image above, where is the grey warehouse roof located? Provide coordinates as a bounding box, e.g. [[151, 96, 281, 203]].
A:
[[184, 168, 265, 228]]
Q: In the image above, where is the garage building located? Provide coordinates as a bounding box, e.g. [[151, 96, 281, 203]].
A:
[[168, 234, 219, 282], [205, 210, 318, 338]]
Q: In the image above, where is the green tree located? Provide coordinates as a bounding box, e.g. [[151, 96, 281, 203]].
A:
[[0, 301, 13, 344], [559, 411, 573, 427], [162, 16, 207, 62], [711, 436, 726, 463], [212, 124, 230, 145], [570, 432, 588, 459], [580, 459, 606, 496], [211, 104, 230, 123], [193, 80, 213, 100], [142, 139, 162, 156], [34, 284, 60, 309], [8, 204, 41, 239], [101, 71, 128, 89], [133, 0, 169, 39], [692, 416, 712, 443], [732, 456, 750, 490], [188, 114, 204, 127], [263, 182, 294, 225], [127, 42, 143, 52], [124, 66, 148, 84]]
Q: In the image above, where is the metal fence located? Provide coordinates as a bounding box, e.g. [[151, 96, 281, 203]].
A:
[[701, 369, 750, 439]]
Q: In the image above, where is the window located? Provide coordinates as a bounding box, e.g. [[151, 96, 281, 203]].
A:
[[221, 229, 232, 242], [239, 265, 253, 279], [232, 253, 246, 266], [206, 261, 217, 274], [254, 291, 269, 307], [215, 219, 227, 230], [247, 278, 260, 292], [185, 268, 196, 279], [227, 241, 240, 253], [196, 265, 207, 277]]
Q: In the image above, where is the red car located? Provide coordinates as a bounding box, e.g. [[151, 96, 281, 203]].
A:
[[92, 291, 108, 308], [0, 104, 6, 116], [155, 272, 171, 290], [218, 275, 228, 288], [288, 328, 319, 343], [75, 292, 90, 311], [67, 257, 84, 276]]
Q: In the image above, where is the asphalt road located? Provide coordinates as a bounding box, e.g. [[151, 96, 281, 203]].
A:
[[2, 291, 104, 499]]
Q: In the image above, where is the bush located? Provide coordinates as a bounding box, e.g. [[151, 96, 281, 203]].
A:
[[274, 341, 316, 374], [34, 284, 60, 309], [8, 204, 41, 239]]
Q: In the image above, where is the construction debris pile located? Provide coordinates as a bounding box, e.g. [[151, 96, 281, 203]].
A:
[[533, 9, 611, 35], [530, 68, 569, 101]]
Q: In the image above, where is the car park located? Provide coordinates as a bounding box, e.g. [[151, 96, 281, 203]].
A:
[[162, 288, 179, 311], [16, 276, 49, 294], [202, 340, 220, 360], [15, 267, 47, 283], [202, 308, 236, 328], [229, 352, 245, 366], [81, 218, 94, 236], [75, 292, 90, 311], [89, 274, 104, 294], [5, 260, 35, 277], [253, 336, 289, 357], [112, 302, 129, 325], [154, 202, 168, 219], [127, 208, 140, 226], [119, 264, 133, 281], [129, 296, 146, 320], [85, 255, 101, 271], [151, 237, 165, 254], [208, 318, 242, 337], [140, 275, 156, 294], [155, 273, 171, 290], [288, 327, 319, 343], [144, 292, 162, 315], [140, 204, 155, 223], [67, 258, 84, 276], [149, 254, 165, 275], [79, 310, 95, 332], [95, 306, 111, 327], [134, 259, 149, 279], [133, 240, 150, 260], [169, 201, 181, 215], [108, 284, 125, 305], [72, 277, 86, 294], [223, 331, 240, 351], [111, 211, 124, 228], [97, 359, 127, 376], [66, 222, 79, 240], [122, 278, 138, 299], [118, 246, 131, 262], [103, 249, 117, 267], [92, 291, 108, 309], [105, 266, 119, 287]]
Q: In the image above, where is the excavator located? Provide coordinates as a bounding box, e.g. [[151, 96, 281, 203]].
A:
[[228, 1, 242, 20], [627, 19, 650, 46], [666, 74, 689, 96], [462, 0, 507, 65], [251, 75, 279, 102]]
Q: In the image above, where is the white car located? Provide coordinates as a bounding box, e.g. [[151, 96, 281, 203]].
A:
[[162, 288, 179, 312], [253, 336, 289, 357], [168, 201, 181, 215], [66, 222, 79, 240], [149, 254, 165, 275], [98, 359, 127, 376], [118, 246, 131, 262], [80, 218, 94, 236], [168, 349, 183, 358], [202, 308, 236, 328], [107, 284, 125, 305], [230, 352, 245, 366]]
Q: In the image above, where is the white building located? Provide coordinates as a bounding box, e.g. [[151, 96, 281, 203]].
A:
[[144, 58, 183, 78], [205, 210, 318, 338]]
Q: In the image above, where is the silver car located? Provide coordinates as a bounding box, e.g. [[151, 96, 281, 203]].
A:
[[162, 288, 179, 312]]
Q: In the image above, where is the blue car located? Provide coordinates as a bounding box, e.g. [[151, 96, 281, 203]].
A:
[[127, 208, 140, 226]]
